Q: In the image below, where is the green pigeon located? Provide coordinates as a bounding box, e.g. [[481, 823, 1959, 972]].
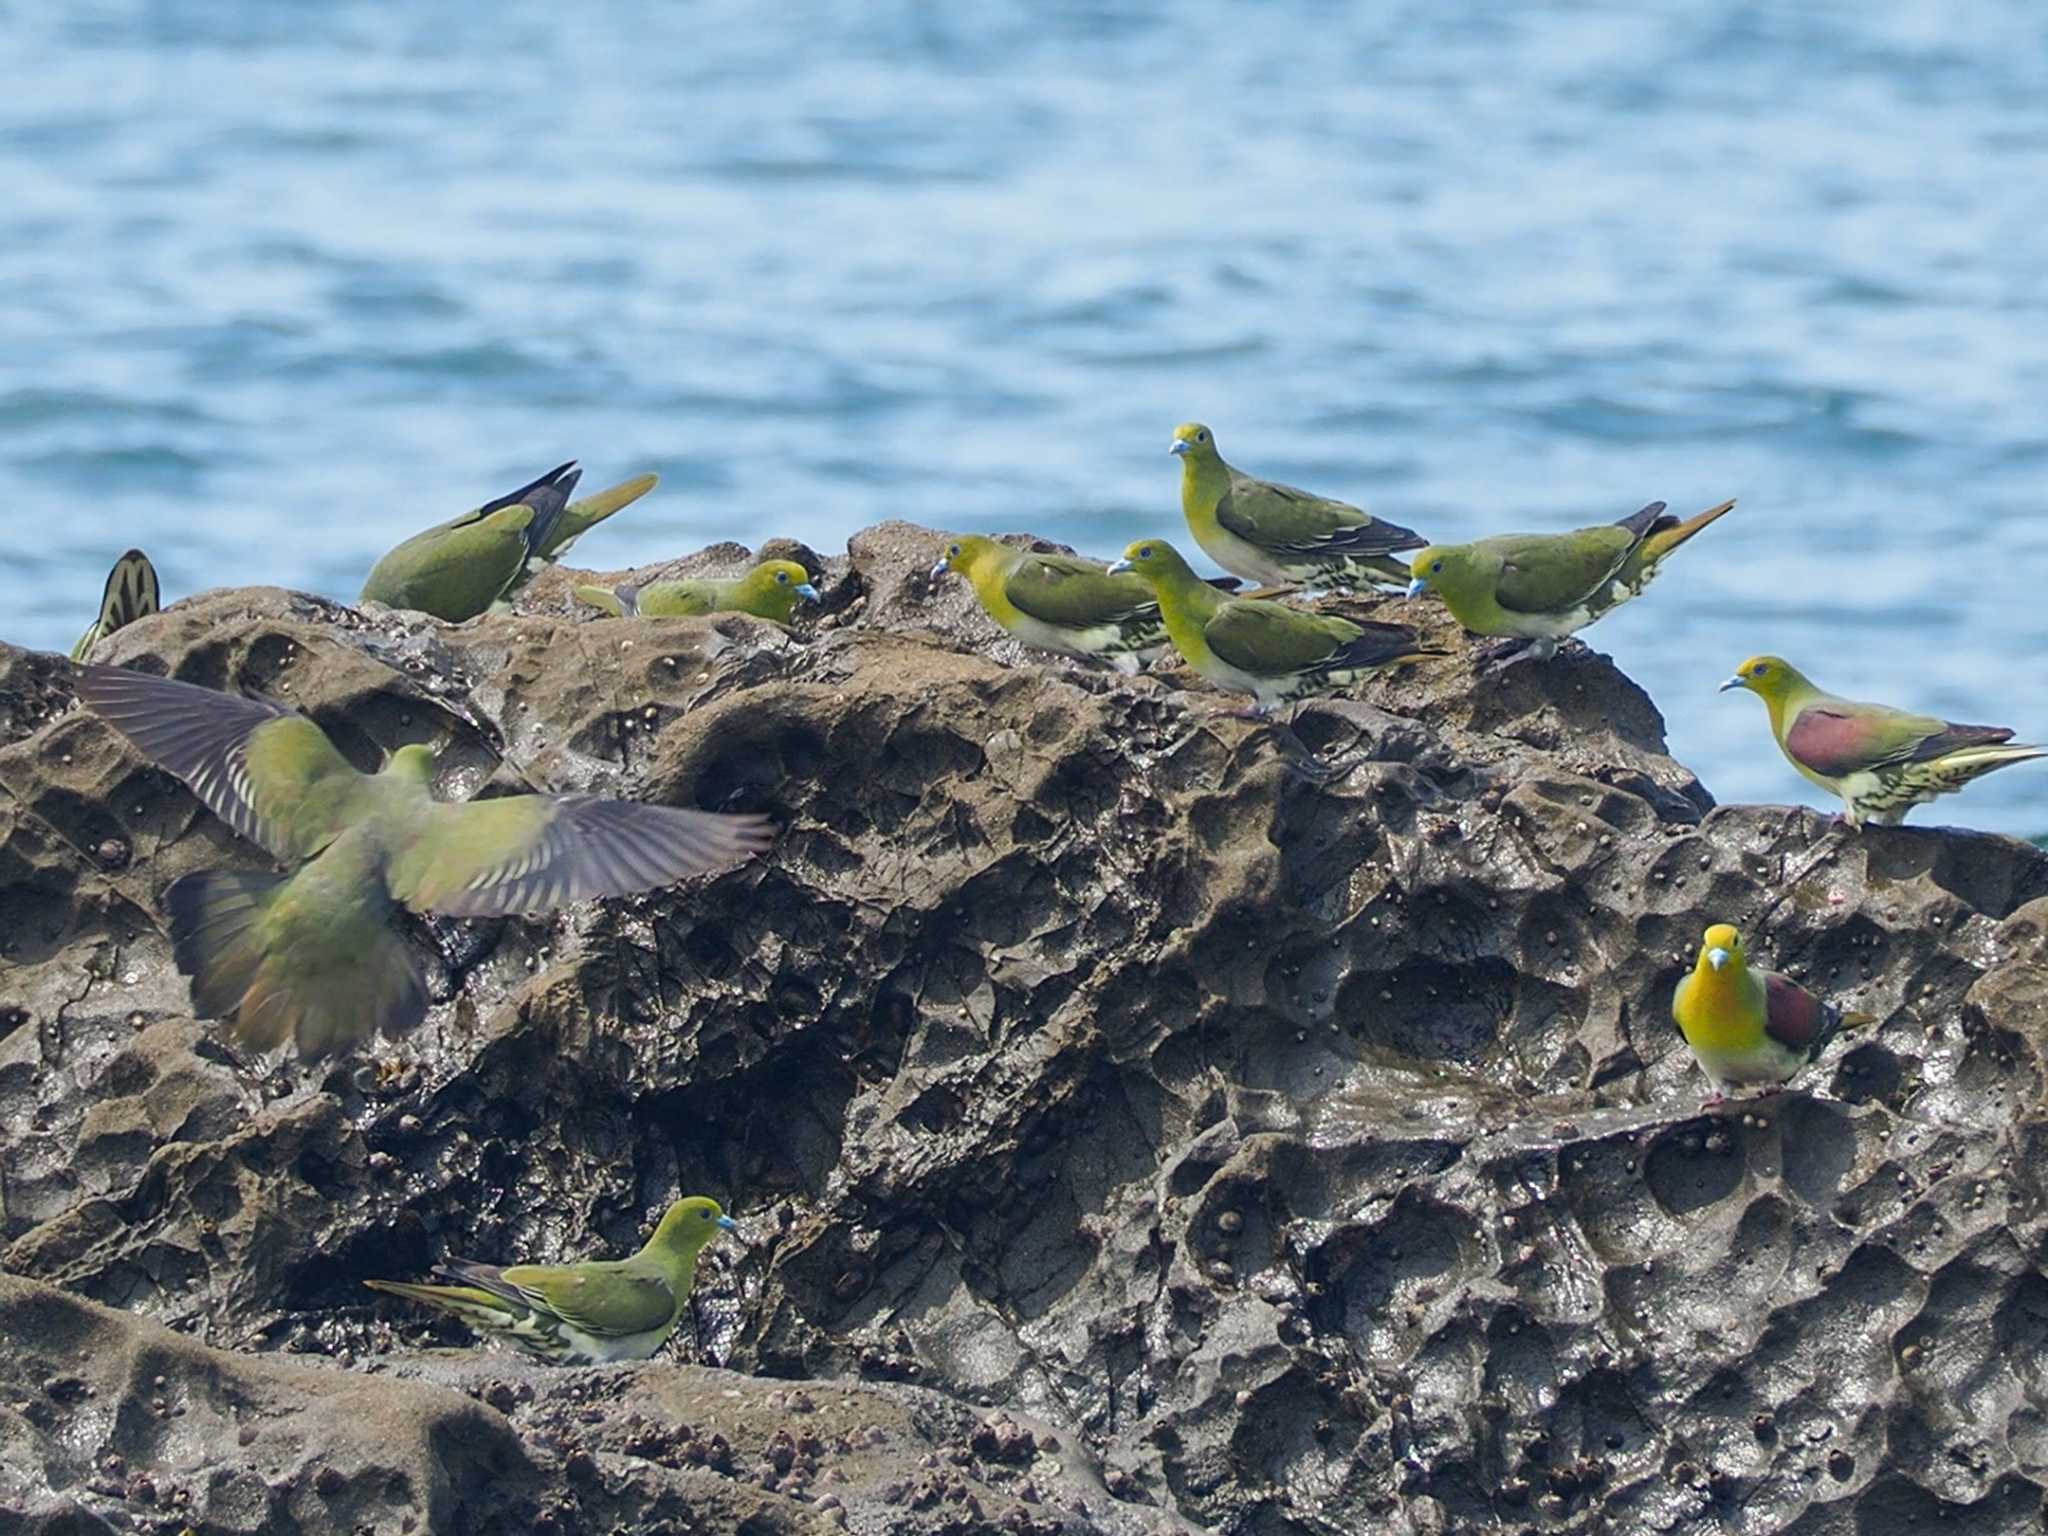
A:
[[1170, 421, 1426, 590], [1108, 537, 1440, 713], [576, 559, 819, 624], [366, 1196, 740, 1364], [508, 470, 660, 599], [929, 534, 1216, 674], [1672, 922, 1874, 1107], [1721, 655, 2046, 827], [1405, 498, 1735, 665], [71, 549, 161, 662], [74, 663, 774, 1055], [359, 461, 583, 622]]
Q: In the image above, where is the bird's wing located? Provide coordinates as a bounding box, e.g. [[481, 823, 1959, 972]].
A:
[[1760, 971, 1841, 1059], [73, 665, 366, 863], [499, 1261, 678, 1338], [1490, 522, 1644, 615], [1202, 600, 1347, 675], [1780, 701, 1994, 779], [1216, 476, 1424, 557], [388, 792, 775, 917], [72, 549, 161, 660], [1002, 553, 1157, 626], [476, 460, 580, 561]]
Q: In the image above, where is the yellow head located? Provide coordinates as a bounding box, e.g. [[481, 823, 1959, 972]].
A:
[[1404, 544, 1479, 603], [736, 558, 819, 620], [930, 534, 1000, 582], [1169, 422, 1220, 465], [1107, 537, 1197, 585], [1718, 655, 1806, 702], [1697, 922, 1746, 975], [646, 1195, 740, 1259]]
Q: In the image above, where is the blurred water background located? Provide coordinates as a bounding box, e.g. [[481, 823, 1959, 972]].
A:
[[3, 1, 2045, 832]]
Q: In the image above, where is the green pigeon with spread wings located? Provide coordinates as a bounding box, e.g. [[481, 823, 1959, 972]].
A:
[[366, 1196, 740, 1364], [74, 664, 773, 1055]]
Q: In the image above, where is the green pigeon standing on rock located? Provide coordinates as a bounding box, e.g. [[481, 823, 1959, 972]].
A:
[[359, 463, 660, 622], [1721, 655, 2046, 827], [929, 534, 1201, 673], [74, 663, 774, 1055], [1109, 537, 1440, 713], [576, 558, 819, 624], [366, 1196, 740, 1364], [71, 549, 161, 661], [1170, 421, 1426, 590], [1405, 498, 1735, 666]]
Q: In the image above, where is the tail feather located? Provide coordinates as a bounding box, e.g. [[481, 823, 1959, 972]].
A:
[[364, 1278, 522, 1328], [71, 549, 161, 661], [165, 870, 283, 1021], [573, 583, 630, 617], [1637, 498, 1736, 563]]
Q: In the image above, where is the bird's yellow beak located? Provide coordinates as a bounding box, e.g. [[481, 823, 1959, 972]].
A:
[[1169, 438, 1190, 456], [1718, 675, 1746, 693], [1707, 947, 1730, 971]]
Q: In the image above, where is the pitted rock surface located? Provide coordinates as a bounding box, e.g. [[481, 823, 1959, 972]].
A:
[[3, 524, 2047, 1534]]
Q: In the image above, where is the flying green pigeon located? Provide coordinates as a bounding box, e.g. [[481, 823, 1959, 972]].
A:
[[1170, 422, 1426, 590], [360, 461, 583, 622], [365, 1196, 740, 1364], [71, 549, 161, 661], [1672, 922, 1873, 1106], [1405, 498, 1735, 665], [73, 663, 774, 1055], [507, 470, 660, 599], [1108, 537, 1440, 713], [576, 558, 819, 625], [1721, 655, 2045, 827]]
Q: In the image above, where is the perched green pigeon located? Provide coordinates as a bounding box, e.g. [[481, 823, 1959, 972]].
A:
[[366, 1196, 740, 1364], [1108, 537, 1439, 713], [508, 470, 660, 599], [576, 558, 819, 624], [930, 534, 1184, 673], [359, 461, 583, 622], [1721, 655, 2046, 827], [71, 549, 161, 662], [74, 664, 774, 1055], [1171, 421, 1425, 590], [1405, 498, 1735, 665], [1672, 922, 1872, 1106]]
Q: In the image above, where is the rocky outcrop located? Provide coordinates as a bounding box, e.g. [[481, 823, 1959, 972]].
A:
[[4, 522, 2047, 1534]]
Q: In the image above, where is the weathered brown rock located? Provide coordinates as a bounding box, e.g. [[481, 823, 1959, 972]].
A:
[[4, 523, 2047, 1534]]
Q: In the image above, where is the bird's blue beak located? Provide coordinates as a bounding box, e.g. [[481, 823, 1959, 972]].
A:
[[717, 1215, 739, 1232], [928, 560, 949, 581], [1707, 947, 1730, 972], [1404, 577, 1426, 599], [1717, 675, 1745, 693], [1106, 557, 1133, 574], [1169, 439, 1190, 456], [796, 582, 820, 603]]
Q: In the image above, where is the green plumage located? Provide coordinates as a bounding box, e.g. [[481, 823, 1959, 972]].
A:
[[507, 471, 660, 599], [1110, 537, 1439, 712], [1407, 498, 1734, 662], [1171, 422, 1426, 589], [931, 534, 1188, 673], [74, 663, 775, 1054], [72, 549, 161, 662], [575, 559, 818, 624], [360, 461, 583, 622], [366, 1197, 740, 1365]]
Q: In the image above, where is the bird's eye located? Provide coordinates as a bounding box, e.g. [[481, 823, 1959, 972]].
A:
[[1430, 560, 1443, 574], [699, 1208, 712, 1221], [1752, 662, 1769, 676], [948, 543, 961, 557], [1138, 546, 1153, 559], [1196, 430, 1208, 443], [776, 570, 789, 583]]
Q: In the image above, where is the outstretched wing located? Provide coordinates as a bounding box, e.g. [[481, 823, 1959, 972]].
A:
[[73, 664, 365, 863], [389, 792, 776, 917]]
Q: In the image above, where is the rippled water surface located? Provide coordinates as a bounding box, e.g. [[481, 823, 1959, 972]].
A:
[[4, 1, 2045, 832]]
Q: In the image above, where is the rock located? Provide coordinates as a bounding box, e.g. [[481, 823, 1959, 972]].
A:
[[4, 523, 2048, 1533]]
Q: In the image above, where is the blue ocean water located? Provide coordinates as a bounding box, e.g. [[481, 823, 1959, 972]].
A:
[[3, 1, 2045, 833]]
